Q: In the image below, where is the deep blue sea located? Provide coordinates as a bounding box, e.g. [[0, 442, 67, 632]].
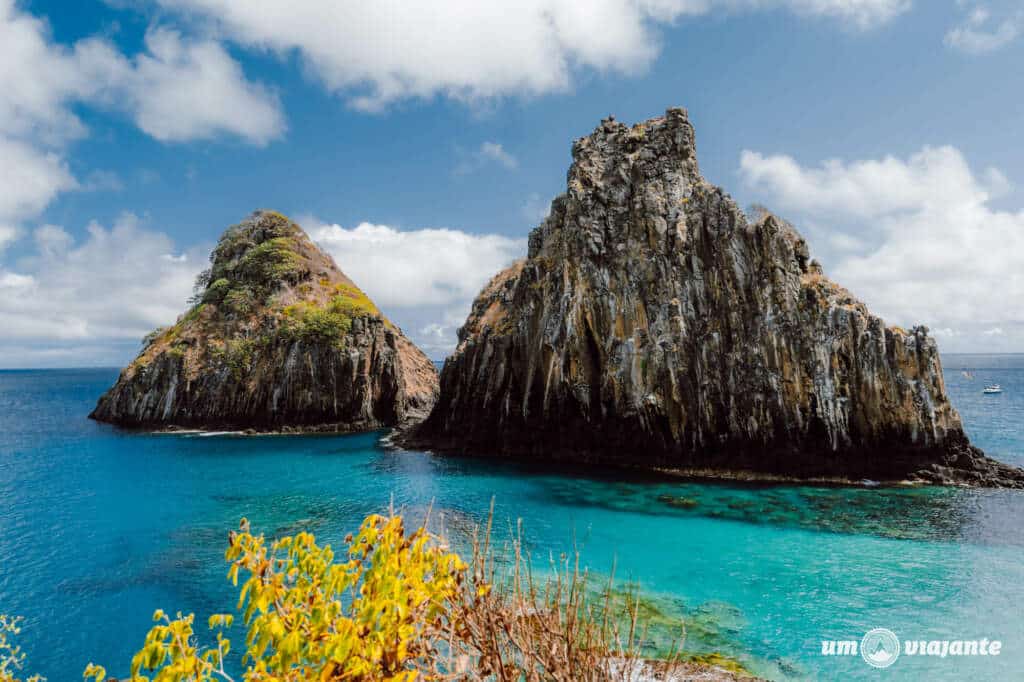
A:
[[1, 355, 1022, 680]]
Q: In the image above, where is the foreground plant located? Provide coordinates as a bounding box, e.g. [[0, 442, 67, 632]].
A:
[[450, 516, 680, 681], [72, 509, 748, 680], [0, 616, 43, 682], [84, 513, 468, 681]]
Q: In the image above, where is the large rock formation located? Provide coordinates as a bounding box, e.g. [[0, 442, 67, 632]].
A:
[[91, 210, 438, 432], [409, 109, 1022, 487]]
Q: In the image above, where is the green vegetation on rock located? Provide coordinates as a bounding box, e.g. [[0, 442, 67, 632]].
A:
[[282, 285, 381, 347], [235, 237, 304, 287], [193, 212, 309, 311], [201, 277, 232, 305], [283, 303, 353, 345], [209, 337, 258, 379]]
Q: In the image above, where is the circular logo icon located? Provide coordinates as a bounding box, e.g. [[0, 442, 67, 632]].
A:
[[861, 628, 901, 668]]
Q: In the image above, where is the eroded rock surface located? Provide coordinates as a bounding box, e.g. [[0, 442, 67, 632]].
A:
[[91, 210, 438, 432], [409, 109, 1022, 487]]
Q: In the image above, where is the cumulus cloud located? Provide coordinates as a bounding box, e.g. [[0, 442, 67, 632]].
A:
[[739, 146, 989, 219], [0, 136, 78, 227], [946, 4, 1022, 54], [0, 0, 283, 252], [88, 27, 286, 144], [0, 2, 283, 145], [306, 217, 524, 356], [154, 0, 910, 110], [309, 220, 524, 308], [739, 145, 1024, 351], [0, 213, 203, 361]]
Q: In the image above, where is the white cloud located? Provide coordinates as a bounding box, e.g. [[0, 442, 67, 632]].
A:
[[739, 145, 1024, 351], [946, 4, 1022, 54], [0, 0, 87, 144], [0, 0, 284, 256], [417, 311, 478, 357], [0, 271, 34, 288], [455, 141, 519, 175], [778, 0, 911, 27], [0, 226, 18, 252], [0, 136, 77, 227], [155, 0, 910, 110], [983, 327, 1005, 336], [309, 220, 524, 308], [66, 26, 285, 146], [739, 146, 988, 219], [0, 213, 203, 348], [306, 218, 524, 356], [479, 142, 518, 169], [100, 28, 285, 144], [0, 2, 283, 145]]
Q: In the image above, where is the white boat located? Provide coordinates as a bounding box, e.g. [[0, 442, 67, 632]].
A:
[[983, 384, 1003, 394]]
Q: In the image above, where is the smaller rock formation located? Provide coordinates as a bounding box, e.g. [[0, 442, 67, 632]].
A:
[[91, 210, 438, 431]]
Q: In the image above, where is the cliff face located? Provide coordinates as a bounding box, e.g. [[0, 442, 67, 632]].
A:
[[91, 210, 438, 432], [412, 109, 1022, 486]]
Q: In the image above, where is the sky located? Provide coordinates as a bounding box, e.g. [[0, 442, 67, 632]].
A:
[[1, 0, 1022, 368]]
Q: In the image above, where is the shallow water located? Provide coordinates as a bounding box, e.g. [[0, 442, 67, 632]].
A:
[[0, 355, 1022, 680]]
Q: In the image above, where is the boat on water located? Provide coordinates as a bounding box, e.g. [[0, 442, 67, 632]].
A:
[[983, 384, 1003, 394]]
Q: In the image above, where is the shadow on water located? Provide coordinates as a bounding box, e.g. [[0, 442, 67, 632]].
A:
[[377, 445, 1024, 546]]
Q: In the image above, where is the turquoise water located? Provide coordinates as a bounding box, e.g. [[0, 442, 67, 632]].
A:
[[0, 355, 1022, 680]]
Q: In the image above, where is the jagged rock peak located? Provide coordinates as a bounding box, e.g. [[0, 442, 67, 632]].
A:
[[410, 109, 1023, 487], [91, 210, 438, 432]]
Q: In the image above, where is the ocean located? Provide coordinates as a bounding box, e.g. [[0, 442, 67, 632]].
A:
[[0, 355, 1022, 680]]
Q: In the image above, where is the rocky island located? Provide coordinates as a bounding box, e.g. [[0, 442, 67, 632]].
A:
[[91, 210, 438, 432], [407, 108, 1024, 487]]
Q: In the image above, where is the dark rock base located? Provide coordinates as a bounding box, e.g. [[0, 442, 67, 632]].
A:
[[398, 427, 1024, 489]]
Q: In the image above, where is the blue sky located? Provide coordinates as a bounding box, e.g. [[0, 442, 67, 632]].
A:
[[1, 0, 1022, 366]]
